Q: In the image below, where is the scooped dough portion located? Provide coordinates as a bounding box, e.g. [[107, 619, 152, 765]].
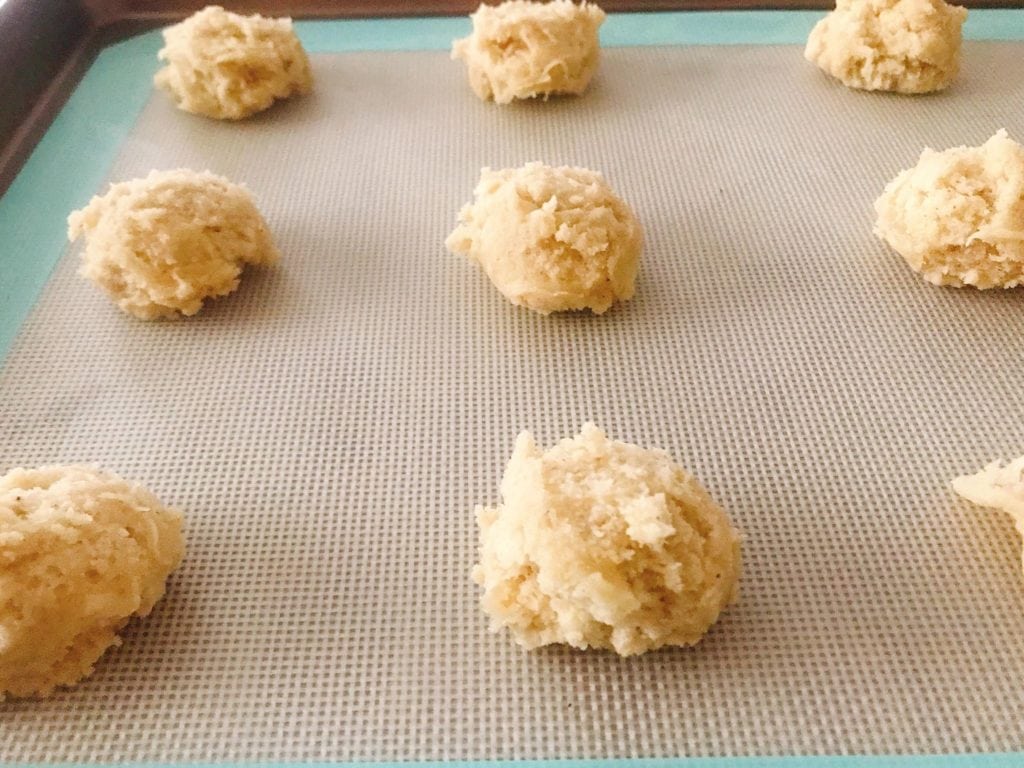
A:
[[805, 0, 967, 94], [953, 455, 1024, 575], [154, 5, 312, 120], [452, 0, 605, 104], [874, 130, 1024, 288], [68, 169, 279, 319], [473, 423, 741, 656], [0, 466, 184, 699], [446, 162, 642, 314]]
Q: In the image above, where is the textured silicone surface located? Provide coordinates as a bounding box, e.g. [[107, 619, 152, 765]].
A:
[[2, 34, 1024, 764]]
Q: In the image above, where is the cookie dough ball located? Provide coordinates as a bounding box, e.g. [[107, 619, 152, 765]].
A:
[[874, 130, 1024, 289], [805, 0, 967, 94], [68, 169, 279, 319], [0, 466, 184, 699], [154, 5, 313, 120], [452, 0, 605, 104], [473, 424, 741, 656], [953, 455, 1024, 574], [446, 162, 642, 314]]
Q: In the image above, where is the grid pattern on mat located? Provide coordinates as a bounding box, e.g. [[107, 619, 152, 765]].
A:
[[2, 45, 1024, 761]]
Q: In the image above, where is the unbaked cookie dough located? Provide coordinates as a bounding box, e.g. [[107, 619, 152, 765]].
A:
[[446, 162, 642, 314], [805, 0, 967, 94], [154, 5, 313, 120], [68, 169, 280, 319], [953, 455, 1024, 575], [473, 423, 741, 656], [451, 0, 605, 104], [0, 466, 184, 699], [874, 130, 1024, 289]]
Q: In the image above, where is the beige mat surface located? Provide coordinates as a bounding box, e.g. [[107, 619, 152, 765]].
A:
[[2, 44, 1023, 761]]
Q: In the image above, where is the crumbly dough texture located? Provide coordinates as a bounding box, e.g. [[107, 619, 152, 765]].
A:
[[953, 455, 1024, 575], [0, 466, 184, 699], [473, 423, 741, 656], [805, 0, 967, 94], [451, 0, 605, 104], [874, 130, 1024, 289], [446, 162, 642, 314], [68, 169, 280, 319], [154, 5, 313, 120]]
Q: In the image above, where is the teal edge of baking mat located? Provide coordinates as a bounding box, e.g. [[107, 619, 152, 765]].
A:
[[2, 8, 1024, 362], [2, 12, 1024, 765]]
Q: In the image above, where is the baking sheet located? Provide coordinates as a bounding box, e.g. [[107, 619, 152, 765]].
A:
[[2, 37, 1024, 762]]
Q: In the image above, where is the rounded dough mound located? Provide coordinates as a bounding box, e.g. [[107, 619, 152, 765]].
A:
[[68, 169, 280, 319], [804, 0, 967, 94], [473, 424, 741, 656], [451, 0, 605, 104], [874, 130, 1024, 289], [445, 162, 642, 314], [154, 5, 313, 120], [0, 466, 184, 699]]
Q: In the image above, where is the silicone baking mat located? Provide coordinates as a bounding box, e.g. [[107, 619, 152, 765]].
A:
[[2, 11, 1024, 764]]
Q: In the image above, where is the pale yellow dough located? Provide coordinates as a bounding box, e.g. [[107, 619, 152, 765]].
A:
[[953, 455, 1024, 575], [0, 466, 184, 699], [473, 424, 741, 656], [446, 162, 642, 314], [68, 169, 279, 319], [805, 0, 967, 94], [874, 130, 1024, 289], [154, 5, 313, 120], [452, 0, 605, 104]]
